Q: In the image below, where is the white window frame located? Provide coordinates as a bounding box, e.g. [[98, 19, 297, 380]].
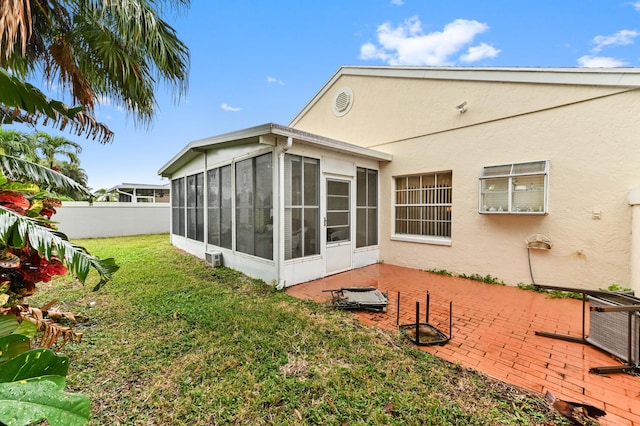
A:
[[392, 171, 452, 246], [479, 160, 549, 215]]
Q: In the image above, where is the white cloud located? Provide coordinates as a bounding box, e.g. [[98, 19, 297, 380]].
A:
[[267, 76, 285, 86], [391, 0, 404, 5], [633, 1, 640, 11], [221, 103, 241, 112], [592, 29, 638, 52], [359, 16, 498, 66], [577, 55, 627, 67], [460, 43, 501, 63]]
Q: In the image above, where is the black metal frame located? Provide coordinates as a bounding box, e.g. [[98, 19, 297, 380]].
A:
[[533, 284, 640, 374], [397, 291, 452, 346]]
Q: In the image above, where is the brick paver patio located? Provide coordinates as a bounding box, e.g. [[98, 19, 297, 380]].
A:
[[286, 264, 640, 426]]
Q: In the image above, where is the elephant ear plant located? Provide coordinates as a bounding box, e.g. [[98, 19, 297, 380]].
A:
[[0, 153, 119, 426]]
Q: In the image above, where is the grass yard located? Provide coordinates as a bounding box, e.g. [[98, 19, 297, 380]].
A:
[[29, 234, 576, 425]]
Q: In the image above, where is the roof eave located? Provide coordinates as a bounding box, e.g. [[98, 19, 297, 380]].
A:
[[158, 123, 392, 178]]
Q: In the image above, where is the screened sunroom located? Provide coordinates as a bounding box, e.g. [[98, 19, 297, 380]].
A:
[[158, 123, 392, 287]]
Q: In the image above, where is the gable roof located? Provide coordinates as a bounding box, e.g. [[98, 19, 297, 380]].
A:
[[289, 66, 640, 127], [158, 123, 392, 178]]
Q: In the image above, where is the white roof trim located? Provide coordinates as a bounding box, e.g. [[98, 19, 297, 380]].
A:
[[107, 183, 170, 192], [158, 123, 392, 177], [289, 65, 640, 126]]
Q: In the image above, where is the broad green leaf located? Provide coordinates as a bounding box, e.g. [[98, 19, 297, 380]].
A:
[[0, 334, 30, 364], [1, 182, 40, 193], [0, 377, 90, 426], [14, 318, 37, 338], [0, 314, 20, 337], [0, 349, 69, 382]]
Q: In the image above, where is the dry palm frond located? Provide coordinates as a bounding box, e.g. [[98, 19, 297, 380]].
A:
[[20, 301, 85, 349], [0, 0, 32, 60]]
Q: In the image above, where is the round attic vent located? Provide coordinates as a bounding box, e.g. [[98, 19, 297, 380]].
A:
[[333, 87, 353, 117]]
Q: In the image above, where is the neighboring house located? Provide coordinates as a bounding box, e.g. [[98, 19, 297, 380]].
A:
[[109, 183, 170, 203], [159, 66, 640, 293]]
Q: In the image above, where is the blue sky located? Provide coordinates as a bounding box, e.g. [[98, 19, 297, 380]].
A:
[[14, 0, 640, 190]]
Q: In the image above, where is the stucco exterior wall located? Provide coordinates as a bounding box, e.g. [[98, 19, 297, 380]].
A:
[[629, 187, 640, 294], [56, 202, 169, 239], [292, 72, 640, 290]]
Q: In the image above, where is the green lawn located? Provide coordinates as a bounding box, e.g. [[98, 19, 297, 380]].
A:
[[30, 234, 574, 425]]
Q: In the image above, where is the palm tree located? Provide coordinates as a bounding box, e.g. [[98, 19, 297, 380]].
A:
[[93, 188, 118, 202], [57, 161, 89, 188], [0, 0, 190, 142], [32, 132, 82, 169], [0, 128, 36, 160]]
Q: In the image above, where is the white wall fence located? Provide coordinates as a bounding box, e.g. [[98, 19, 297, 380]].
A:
[[56, 202, 169, 239]]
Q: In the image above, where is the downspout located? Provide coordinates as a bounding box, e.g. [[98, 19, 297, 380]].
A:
[[628, 186, 640, 295], [275, 137, 293, 289]]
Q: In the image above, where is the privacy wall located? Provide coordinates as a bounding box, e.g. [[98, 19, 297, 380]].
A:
[[56, 202, 169, 239]]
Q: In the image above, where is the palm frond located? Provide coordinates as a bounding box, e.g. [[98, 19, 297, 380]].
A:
[[0, 67, 114, 143], [0, 0, 32, 61], [0, 154, 91, 200], [0, 207, 119, 289]]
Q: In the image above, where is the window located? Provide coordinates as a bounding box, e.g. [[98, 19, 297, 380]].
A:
[[356, 167, 378, 248], [235, 153, 273, 260], [154, 189, 170, 203], [207, 165, 232, 249], [186, 173, 204, 241], [171, 178, 185, 236], [284, 155, 319, 260], [326, 180, 350, 242], [394, 172, 452, 239], [479, 160, 549, 214]]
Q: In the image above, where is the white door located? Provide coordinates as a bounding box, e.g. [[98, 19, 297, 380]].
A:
[[325, 178, 352, 275]]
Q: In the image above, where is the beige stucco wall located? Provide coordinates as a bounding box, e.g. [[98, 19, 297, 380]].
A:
[[292, 72, 640, 291]]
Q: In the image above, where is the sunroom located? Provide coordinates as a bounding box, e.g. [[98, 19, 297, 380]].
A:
[[158, 123, 392, 287]]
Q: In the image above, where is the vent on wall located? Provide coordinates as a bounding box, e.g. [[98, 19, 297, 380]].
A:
[[205, 251, 222, 267], [332, 87, 354, 117]]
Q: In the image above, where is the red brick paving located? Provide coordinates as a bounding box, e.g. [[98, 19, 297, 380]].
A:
[[286, 264, 640, 426]]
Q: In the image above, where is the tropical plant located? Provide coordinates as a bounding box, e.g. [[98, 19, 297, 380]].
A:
[[0, 0, 190, 142], [57, 161, 89, 188], [0, 154, 118, 426], [0, 313, 90, 426], [0, 67, 111, 142], [0, 128, 36, 160], [93, 188, 118, 202], [32, 132, 82, 169]]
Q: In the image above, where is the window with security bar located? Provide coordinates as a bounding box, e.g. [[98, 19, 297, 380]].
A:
[[394, 171, 452, 238]]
